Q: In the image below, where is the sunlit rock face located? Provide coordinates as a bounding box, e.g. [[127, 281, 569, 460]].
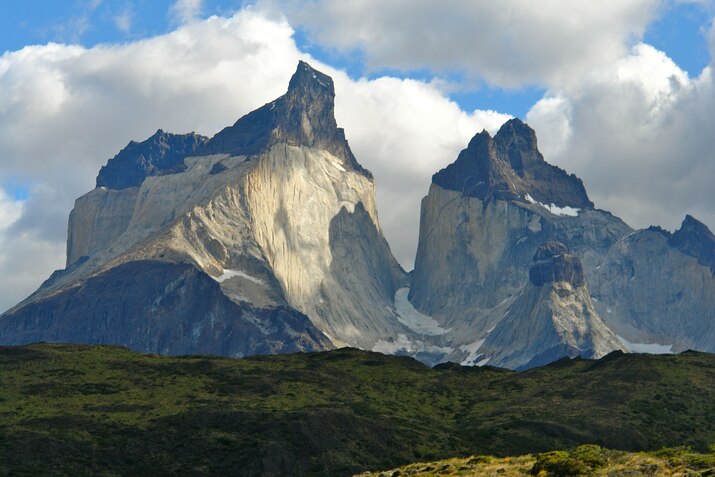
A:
[[1, 61, 408, 355]]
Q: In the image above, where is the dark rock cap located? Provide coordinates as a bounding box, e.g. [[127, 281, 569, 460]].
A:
[[432, 118, 593, 209], [96, 130, 209, 190], [529, 241, 585, 287], [200, 61, 371, 178], [668, 215, 715, 275]]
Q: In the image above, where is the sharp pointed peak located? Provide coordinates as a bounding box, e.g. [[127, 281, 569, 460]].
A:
[[288, 60, 334, 94], [495, 117, 537, 143]]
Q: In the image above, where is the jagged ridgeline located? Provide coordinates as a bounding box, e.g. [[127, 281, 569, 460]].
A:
[[0, 61, 714, 368]]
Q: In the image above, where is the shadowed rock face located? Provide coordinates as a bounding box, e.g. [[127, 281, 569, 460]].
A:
[[529, 241, 584, 287], [432, 118, 592, 209], [476, 241, 625, 370], [96, 130, 209, 189], [201, 61, 370, 178], [0, 261, 331, 356], [668, 215, 715, 276]]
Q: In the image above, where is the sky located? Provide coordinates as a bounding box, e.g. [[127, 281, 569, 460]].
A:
[[0, 0, 714, 312]]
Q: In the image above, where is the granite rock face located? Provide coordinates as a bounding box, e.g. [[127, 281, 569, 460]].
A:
[[588, 226, 715, 352], [475, 242, 624, 370], [2, 62, 408, 356], [96, 130, 209, 190], [529, 241, 584, 287]]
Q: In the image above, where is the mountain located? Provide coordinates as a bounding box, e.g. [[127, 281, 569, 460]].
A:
[[406, 118, 715, 367], [0, 61, 408, 355], [2, 343, 715, 476], [475, 241, 624, 370]]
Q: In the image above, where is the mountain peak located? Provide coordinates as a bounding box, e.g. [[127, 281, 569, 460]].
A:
[[529, 241, 585, 287], [201, 61, 370, 178], [432, 119, 592, 209], [288, 60, 335, 94], [668, 214, 715, 275], [494, 118, 538, 161]]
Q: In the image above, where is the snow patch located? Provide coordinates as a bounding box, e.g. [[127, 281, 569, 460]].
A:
[[617, 335, 673, 354], [525, 193, 579, 217], [371, 334, 416, 354], [459, 339, 486, 366], [372, 333, 453, 357], [213, 269, 265, 285], [394, 288, 448, 336]]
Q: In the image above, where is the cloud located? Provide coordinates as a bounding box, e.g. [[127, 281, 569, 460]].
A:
[[0, 191, 65, 314], [0, 8, 507, 311], [114, 7, 133, 32], [267, 0, 660, 89], [170, 0, 204, 25], [527, 42, 715, 233]]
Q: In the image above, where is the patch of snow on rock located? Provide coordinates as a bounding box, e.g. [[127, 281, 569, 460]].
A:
[[372, 333, 416, 354], [394, 288, 448, 336], [459, 339, 486, 366], [617, 335, 673, 354], [525, 193, 579, 217], [214, 269, 265, 285]]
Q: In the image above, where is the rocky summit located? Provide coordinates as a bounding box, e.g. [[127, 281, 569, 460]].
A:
[[668, 214, 715, 275], [432, 118, 592, 209]]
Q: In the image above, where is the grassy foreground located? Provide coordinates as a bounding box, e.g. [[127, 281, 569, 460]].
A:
[[355, 445, 715, 476], [1, 343, 715, 476]]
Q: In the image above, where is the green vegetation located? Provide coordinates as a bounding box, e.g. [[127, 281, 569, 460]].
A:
[[1, 344, 715, 476], [357, 445, 715, 476]]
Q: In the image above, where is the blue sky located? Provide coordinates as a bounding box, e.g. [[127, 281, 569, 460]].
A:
[[0, 0, 714, 311]]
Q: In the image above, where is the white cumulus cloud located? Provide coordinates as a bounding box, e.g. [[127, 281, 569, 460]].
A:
[[527, 42, 715, 233]]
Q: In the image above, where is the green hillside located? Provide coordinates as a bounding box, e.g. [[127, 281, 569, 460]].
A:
[[356, 445, 715, 476], [1, 344, 714, 476]]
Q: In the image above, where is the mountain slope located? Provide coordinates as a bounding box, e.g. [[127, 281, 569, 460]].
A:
[[2, 344, 715, 476], [1, 61, 408, 354], [476, 242, 624, 370]]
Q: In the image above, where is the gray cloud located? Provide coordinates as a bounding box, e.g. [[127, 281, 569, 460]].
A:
[[266, 0, 660, 88]]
